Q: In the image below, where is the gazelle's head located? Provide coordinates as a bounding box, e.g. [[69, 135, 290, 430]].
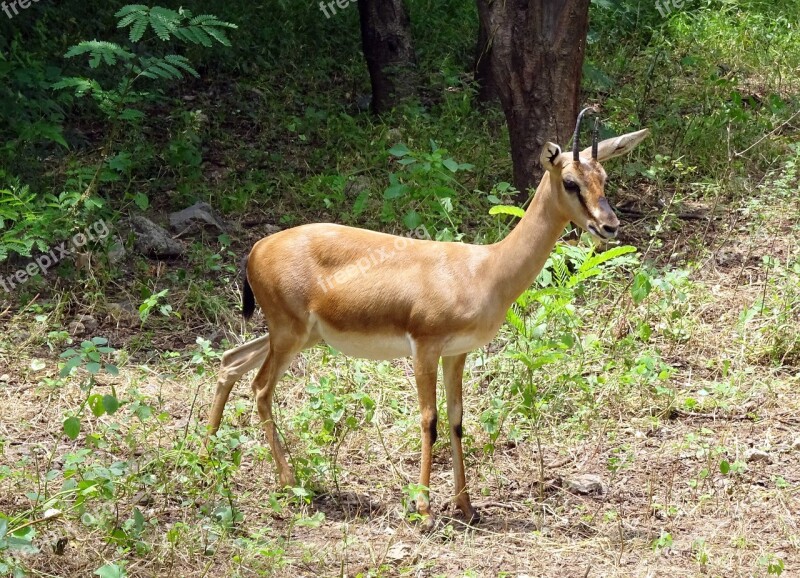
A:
[[540, 108, 649, 241]]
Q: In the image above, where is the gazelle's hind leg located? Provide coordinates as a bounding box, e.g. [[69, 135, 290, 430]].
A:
[[252, 328, 310, 488], [208, 335, 270, 434]]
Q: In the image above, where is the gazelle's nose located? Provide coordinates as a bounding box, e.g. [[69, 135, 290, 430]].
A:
[[601, 223, 618, 237]]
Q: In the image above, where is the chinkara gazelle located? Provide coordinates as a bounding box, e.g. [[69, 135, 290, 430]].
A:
[[207, 108, 649, 529]]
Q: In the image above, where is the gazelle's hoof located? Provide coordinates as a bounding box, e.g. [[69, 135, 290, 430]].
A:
[[419, 513, 436, 532], [463, 507, 481, 525]]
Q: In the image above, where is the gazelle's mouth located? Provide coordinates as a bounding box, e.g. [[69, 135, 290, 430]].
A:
[[586, 223, 617, 240]]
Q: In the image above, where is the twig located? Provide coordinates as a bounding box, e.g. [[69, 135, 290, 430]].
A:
[[734, 107, 800, 157]]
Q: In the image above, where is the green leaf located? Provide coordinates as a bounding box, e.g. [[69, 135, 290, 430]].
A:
[[60, 355, 82, 377], [352, 190, 369, 215], [489, 205, 525, 219], [383, 179, 409, 200], [95, 563, 127, 578], [132, 508, 145, 533], [719, 460, 730, 475], [442, 158, 459, 172], [578, 245, 637, 273], [163, 54, 199, 78], [126, 15, 150, 42], [85, 362, 101, 375], [102, 395, 120, 415], [631, 270, 653, 304], [63, 417, 81, 440], [132, 192, 149, 210], [114, 4, 149, 18], [402, 210, 422, 229], [30, 359, 46, 371], [388, 143, 410, 157], [88, 394, 106, 417]]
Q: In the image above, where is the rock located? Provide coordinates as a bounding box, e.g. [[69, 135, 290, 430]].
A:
[[356, 94, 372, 112], [76, 314, 98, 333], [386, 542, 412, 562], [169, 202, 226, 235], [792, 439, 800, 451], [715, 248, 741, 267], [130, 216, 184, 258], [745, 448, 771, 464], [565, 473, 607, 496], [67, 321, 85, 337], [107, 240, 126, 264], [106, 301, 139, 327], [0, 374, 9, 382], [387, 128, 402, 143], [344, 176, 371, 198]]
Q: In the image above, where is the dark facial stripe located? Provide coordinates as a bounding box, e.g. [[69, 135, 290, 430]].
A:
[[575, 189, 596, 221]]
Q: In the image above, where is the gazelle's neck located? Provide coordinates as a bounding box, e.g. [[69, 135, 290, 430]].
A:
[[490, 174, 569, 309]]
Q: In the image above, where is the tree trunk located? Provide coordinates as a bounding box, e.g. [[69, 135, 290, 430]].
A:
[[475, 0, 590, 192], [474, 15, 496, 103], [358, 0, 417, 114]]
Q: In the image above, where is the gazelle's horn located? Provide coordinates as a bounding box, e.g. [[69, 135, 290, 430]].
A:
[[572, 106, 594, 162], [592, 117, 599, 160]]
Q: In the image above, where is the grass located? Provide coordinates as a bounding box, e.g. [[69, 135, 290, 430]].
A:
[[1, 0, 800, 576]]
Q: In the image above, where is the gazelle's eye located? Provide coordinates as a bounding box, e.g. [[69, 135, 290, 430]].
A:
[[563, 180, 580, 194]]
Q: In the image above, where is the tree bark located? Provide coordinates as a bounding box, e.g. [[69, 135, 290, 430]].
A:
[[474, 15, 496, 103], [475, 0, 590, 192], [358, 0, 417, 114]]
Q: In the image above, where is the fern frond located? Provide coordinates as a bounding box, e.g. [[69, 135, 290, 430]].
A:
[[128, 16, 149, 42], [578, 245, 637, 273], [506, 306, 527, 336], [149, 7, 181, 41], [175, 26, 212, 47], [64, 41, 134, 68], [114, 4, 149, 18], [51, 76, 102, 97], [201, 26, 227, 46], [164, 54, 199, 78]]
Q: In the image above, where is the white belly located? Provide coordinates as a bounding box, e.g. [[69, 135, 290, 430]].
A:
[[310, 315, 499, 361], [314, 319, 412, 360]]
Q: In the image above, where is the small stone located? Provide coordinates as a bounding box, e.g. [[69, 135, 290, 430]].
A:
[[106, 301, 139, 328], [0, 374, 9, 382], [76, 314, 98, 333], [107, 241, 126, 264], [745, 448, 771, 464], [169, 202, 227, 235], [130, 215, 184, 258], [344, 176, 372, 198], [386, 542, 411, 561], [67, 321, 85, 337], [565, 473, 607, 496], [791, 439, 800, 451]]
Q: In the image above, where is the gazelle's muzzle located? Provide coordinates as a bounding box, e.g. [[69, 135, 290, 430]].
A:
[[585, 197, 619, 240]]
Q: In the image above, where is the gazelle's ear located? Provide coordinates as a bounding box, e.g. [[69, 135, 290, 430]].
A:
[[540, 142, 563, 171], [581, 128, 649, 162]]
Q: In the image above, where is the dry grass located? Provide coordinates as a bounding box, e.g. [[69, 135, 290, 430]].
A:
[[1, 192, 799, 578]]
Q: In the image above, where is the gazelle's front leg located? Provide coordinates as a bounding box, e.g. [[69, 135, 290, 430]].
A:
[[412, 343, 442, 530], [442, 353, 479, 523]]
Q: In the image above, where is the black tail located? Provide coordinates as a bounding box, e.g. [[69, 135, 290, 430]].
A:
[[241, 256, 256, 320]]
